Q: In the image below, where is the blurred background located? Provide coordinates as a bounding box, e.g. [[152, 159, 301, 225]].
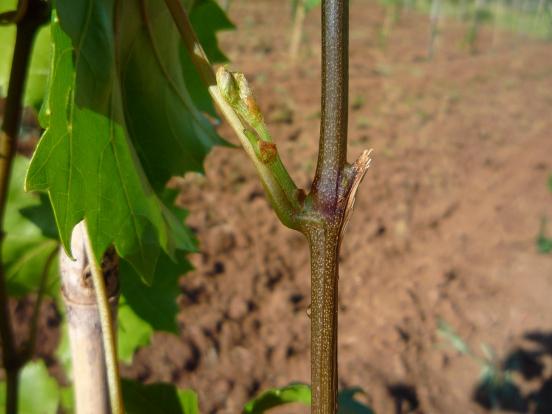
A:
[[4, 0, 552, 413]]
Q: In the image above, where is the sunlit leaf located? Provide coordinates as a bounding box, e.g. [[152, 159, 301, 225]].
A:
[[118, 297, 154, 364], [59, 386, 74, 414]]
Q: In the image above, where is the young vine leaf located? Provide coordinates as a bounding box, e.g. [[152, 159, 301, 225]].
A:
[[25, 0, 228, 282]]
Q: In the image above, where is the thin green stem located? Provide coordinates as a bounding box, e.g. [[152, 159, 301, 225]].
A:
[[82, 223, 124, 414]]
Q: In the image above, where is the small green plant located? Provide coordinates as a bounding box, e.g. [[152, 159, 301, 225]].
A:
[[438, 319, 525, 411], [536, 175, 552, 253], [289, 0, 321, 61], [463, 1, 494, 53]]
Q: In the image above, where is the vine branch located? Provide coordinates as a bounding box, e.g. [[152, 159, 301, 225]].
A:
[[312, 0, 349, 214], [164, 1, 371, 413]]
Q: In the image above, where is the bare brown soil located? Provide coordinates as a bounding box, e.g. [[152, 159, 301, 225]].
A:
[[120, 1, 552, 413]]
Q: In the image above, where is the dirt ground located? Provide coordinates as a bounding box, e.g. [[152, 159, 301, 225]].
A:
[[121, 1, 552, 413]]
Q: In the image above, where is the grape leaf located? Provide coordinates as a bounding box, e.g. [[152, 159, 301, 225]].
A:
[[0, 1, 51, 109], [122, 380, 199, 414], [183, 0, 234, 118], [118, 251, 192, 362], [190, 0, 234, 63], [26, 0, 225, 282], [0, 360, 60, 414], [4, 156, 59, 298], [118, 296, 154, 364], [121, 251, 191, 334], [118, 189, 194, 361], [59, 386, 74, 414]]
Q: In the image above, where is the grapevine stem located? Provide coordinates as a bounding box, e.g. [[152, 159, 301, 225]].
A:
[[307, 1, 350, 412], [165, 1, 371, 413], [82, 222, 124, 414]]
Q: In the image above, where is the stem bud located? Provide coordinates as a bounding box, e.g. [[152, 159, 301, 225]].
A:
[[216, 66, 239, 105]]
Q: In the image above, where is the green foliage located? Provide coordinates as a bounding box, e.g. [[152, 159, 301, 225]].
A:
[[122, 380, 199, 414], [438, 320, 526, 411], [338, 388, 375, 414], [243, 383, 311, 413], [190, 0, 234, 63], [26, 0, 227, 283], [0, 0, 51, 108], [4, 156, 59, 298], [0, 360, 60, 414], [243, 384, 375, 414], [118, 189, 194, 361], [183, 0, 234, 117], [437, 319, 471, 355], [291, 0, 321, 17], [474, 364, 525, 411], [58, 386, 75, 414], [118, 247, 192, 362], [304, 0, 322, 11], [537, 176, 552, 253], [537, 227, 552, 253], [407, 0, 552, 40]]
